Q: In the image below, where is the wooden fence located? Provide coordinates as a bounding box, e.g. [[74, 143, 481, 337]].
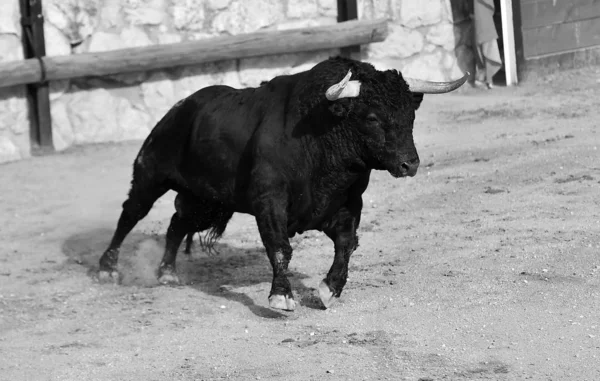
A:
[[0, 19, 388, 88], [5, 0, 386, 153]]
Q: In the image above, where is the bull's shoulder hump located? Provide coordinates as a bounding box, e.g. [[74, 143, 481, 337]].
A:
[[188, 84, 245, 99]]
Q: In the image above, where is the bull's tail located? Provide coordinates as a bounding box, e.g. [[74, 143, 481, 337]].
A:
[[185, 206, 233, 256]]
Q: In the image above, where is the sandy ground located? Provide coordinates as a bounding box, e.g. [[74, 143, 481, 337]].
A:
[[1, 67, 599, 381]]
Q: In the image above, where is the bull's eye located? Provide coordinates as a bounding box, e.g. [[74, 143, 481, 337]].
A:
[[366, 114, 379, 124]]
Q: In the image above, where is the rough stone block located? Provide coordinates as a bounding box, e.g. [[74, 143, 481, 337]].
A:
[[398, 0, 443, 28], [426, 23, 456, 51], [66, 88, 121, 143], [0, 34, 24, 62], [141, 72, 176, 124], [0, 0, 21, 35], [51, 100, 75, 151], [120, 26, 154, 48], [50, 79, 71, 101], [449, 59, 467, 79], [423, 44, 436, 53], [64, 86, 152, 143], [442, 50, 456, 69], [366, 24, 424, 60], [358, 0, 391, 20], [317, 0, 337, 17], [287, 0, 319, 19], [172, 0, 206, 31], [124, 0, 167, 25], [118, 100, 152, 141], [44, 0, 101, 44], [99, 0, 125, 29], [212, 0, 284, 35], [401, 50, 446, 81], [87, 27, 153, 52], [87, 31, 122, 52], [207, 0, 232, 11], [0, 87, 28, 136], [45, 22, 71, 57], [0, 136, 21, 163]]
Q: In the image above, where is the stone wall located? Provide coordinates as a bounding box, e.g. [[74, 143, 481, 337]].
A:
[[0, 0, 472, 164]]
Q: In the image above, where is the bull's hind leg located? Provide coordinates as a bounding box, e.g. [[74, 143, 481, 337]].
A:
[[157, 213, 192, 285], [184, 233, 195, 255], [98, 181, 168, 283]]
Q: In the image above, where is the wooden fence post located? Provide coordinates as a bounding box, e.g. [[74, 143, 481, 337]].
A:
[[20, 0, 54, 154], [337, 0, 360, 58]]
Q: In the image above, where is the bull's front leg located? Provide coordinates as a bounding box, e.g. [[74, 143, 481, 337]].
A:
[[320, 201, 362, 309], [253, 194, 296, 311]]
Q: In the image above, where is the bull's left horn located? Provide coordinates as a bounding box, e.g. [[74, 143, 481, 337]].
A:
[[325, 70, 361, 100], [404, 72, 470, 94]]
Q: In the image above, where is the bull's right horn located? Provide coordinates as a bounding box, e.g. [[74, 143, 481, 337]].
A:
[[404, 72, 470, 94], [326, 70, 361, 100]]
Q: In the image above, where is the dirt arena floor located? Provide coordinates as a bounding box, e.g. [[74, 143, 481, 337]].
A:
[[1, 67, 599, 381]]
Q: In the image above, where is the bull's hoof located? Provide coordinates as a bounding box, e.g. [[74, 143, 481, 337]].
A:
[[158, 263, 180, 285], [98, 270, 121, 284], [269, 294, 296, 311], [318, 279, 338, 309], [158, 271, 180, 285]]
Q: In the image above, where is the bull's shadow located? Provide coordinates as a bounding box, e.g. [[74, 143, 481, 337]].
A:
[[62, 227, 321, 318]]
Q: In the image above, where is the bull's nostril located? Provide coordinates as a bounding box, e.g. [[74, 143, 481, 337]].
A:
[[401, 158, 419, 177]]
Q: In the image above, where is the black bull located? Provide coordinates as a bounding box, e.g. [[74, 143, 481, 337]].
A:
[[98, 57, 467, 310]]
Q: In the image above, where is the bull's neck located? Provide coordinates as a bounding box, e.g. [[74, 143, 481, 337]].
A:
[[304, 123, 368, 184]]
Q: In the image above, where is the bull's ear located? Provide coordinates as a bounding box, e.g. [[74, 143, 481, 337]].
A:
[[411, 92, 424, 110]]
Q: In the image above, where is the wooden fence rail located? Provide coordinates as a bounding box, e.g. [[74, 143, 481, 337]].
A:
[[0, 18, 387, 89]]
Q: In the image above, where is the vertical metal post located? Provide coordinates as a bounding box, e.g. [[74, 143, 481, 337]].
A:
[[500, 0, 518, 85], [20, 0, 54, 154], [337, 0, 361, 58]]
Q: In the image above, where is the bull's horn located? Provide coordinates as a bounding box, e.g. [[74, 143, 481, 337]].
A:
[[404, 72, 470, 94], [325, 70, 361, 100]]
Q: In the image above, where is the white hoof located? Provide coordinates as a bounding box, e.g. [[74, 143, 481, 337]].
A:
[[98, 270, 120, 284], [318, 280, 338, 309], [158, 272, 180, 285], [269, 294, 296, 311]]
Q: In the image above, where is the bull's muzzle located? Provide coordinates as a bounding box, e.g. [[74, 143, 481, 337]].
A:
[[399, 157, 420, 177]]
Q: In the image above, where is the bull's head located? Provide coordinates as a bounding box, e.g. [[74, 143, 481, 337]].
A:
[[325, 67, 468, 178]]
